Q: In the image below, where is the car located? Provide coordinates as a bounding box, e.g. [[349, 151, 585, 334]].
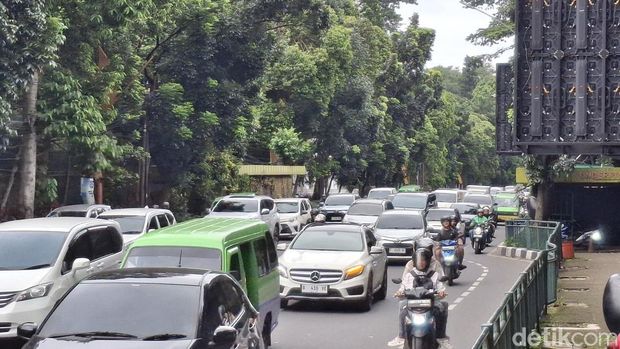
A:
[[504, 185, 517, 192], [208, 194, 280, 238], [463, 193, 495, 209], [0, 218, 124, 338], [397, 185, 422, 193], [374, 210, 426, 261], [493, 192, 520, 221], [367, 187, 398, 200], [425, 208, 461, 235], [450, 202, 481, 227], [275, 198, 313, 238], [391, 192, 437, 213], [278, 223, 388, 311], [46, 204, 111, 218], [122, 217, 280, 347], [490, 186, 504, 196], [465, 185, 491, 194], [319, 193, 359, 222], [342, 199, 394, 226], [432, 189, 465, 208], [97, 208, 176, 244], [17, 268, 264, 349]]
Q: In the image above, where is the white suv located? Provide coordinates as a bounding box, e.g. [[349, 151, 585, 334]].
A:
[[275, 198, 313, 238], [208, 194, 281, 238], [97, 208, 176, 244], [0, 218, 124, 338]]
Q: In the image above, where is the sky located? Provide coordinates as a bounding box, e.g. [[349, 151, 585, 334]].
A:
[[397, 1, 513, 69]]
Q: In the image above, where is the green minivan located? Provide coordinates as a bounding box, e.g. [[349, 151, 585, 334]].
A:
[[121, 217, 280, 347]]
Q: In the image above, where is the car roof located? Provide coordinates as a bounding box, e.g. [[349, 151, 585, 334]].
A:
[[128, 217, 268, 249], [464, 193, 492, 198], [327, 193, 356, 197], [224, 194, 271, 200], [82, 268, 224, 286], [370, 187, 395, 191], [428, 208, 456, 213], [351, 199, 386, 205], [0, 217, 117, 232], [433, 189, 458, 193], [53, 204, 110, 211], [275, 198, 307, 203], [495, 192, 517, 197], [98, 208, 172, 217], [395, 192, 431, 196], [378, 210, 423, 217], [452, 202, 480, 207], [303, 223, 364, 233]]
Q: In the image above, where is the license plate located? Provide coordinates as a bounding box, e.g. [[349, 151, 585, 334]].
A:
[[389, 248, 407, 254], [301, 284, 329, 294], [330, 216, 342, 221]]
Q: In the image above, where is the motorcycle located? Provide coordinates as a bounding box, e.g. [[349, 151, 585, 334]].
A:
[[470, 224, 488, 255], [440, 240, 460, 286], [392, 279, 439, 349]]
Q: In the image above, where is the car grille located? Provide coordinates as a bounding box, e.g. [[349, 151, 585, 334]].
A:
[[0, 292, 17, 308], [287, 287, 343, 298], [289, 269, 343, 284], [0, 323, 11, 333]]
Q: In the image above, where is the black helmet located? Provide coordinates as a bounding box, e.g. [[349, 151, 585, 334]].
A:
[[440, 216, 451, 223], [414, 247, 433, 272]]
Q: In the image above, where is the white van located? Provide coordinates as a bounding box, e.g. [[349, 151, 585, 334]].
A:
[[0, 218, 124, 338], [432, 189, 466, 208], [466, 185, 491, 194]]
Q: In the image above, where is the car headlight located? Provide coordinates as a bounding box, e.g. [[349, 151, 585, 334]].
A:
[[278, 265, 288, 278], [344, 265, 365, 280], [16, 283, 53, 302]]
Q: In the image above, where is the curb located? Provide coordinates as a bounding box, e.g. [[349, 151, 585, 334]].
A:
[[495, 244, 540, 260]]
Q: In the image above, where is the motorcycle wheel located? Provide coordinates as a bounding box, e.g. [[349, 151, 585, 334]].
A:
[[446, 268, 454, 286], [475, 241, 482, 255], [412, 337, 425, 349]]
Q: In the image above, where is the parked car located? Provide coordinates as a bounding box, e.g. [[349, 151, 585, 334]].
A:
[[391, 192, 437, 213], [46, 204, 111, 218], [450, 202, 481, 227], [17, 268, 263, 349], [342, 199, 394, 226], [432, 189, 465, 208], [275, 198, 313, 238], [463, 193, 495, 209], [278, 223, 388, 311], [97, 208, 176, 244], [425, 208, 461, 236], [374, 210, 426, 261], [122, 217, 280, 347], [0, 218, 123, 338], [367, 187, 398, 200], [319, 193, 359, 222], [493, 192, 520, 222], [208, 194, 280, 238]]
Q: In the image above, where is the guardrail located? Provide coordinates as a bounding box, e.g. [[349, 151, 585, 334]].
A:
[[471, 220, 561, 349]]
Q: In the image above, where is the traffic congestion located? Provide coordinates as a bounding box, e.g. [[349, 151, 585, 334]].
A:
[[0, 185, 531, 349]]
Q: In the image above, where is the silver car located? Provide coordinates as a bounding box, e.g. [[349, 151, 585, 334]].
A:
[[342, 199, 394, 226], [208, 194, 280, 238], [278, 223, 388, 311], [97, 208, 176, 244], [375, 210, 426, 261], [275, 198, 313, 238], [47, 204, 111, 218]]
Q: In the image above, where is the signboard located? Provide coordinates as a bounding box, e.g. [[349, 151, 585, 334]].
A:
[[516, 167, 620, 184]]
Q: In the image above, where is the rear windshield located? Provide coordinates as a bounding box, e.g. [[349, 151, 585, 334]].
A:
[[496, 196, 518, 207], [101, 216, 145, 234], [50, 211, 87, 217], [434, 192, 456, 202], [347, 203, 383, 216], [368, 190, 391, 199], [392, 195, 427, 209], [125, 247, 221, 270], [464, 195, 493, 206], [426, 210, 454, 221], [451, 203, 478, 215], [324, 195, 355, 206], [291, 229, 363, 251], [276, 202, 299, 214], [376, 214, 424, 229], [213, 199, 258, 213]]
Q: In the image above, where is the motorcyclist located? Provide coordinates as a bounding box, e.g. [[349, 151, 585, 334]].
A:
[[469, 208, 490, 243], [450, 214, 466, 268], [402, 237, 446, 280], [482, 206, 496, 240], [433, 216, 466, 270], [388, 246, 449, 347]]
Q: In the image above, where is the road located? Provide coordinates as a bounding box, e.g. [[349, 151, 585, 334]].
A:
[[272, 227, 531, 349]]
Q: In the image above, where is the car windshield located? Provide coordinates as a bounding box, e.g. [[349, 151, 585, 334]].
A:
[[464, 195, 493, 206], [426, 210, 454, 221], [324, 196, 354, 206], [368, 190, 391, 199], [496, 197, 518, 207], [213, 199, 258, 213], [392, 195, 427, 209], [39, 283, 200, 339], [50, 211, 87, 217], [434, 192, 456, 202], [376, 214, 424, 229], [347, 203, 383, 216], [291, 229, 364, 251], [276, 202, 299, 214], [101, 216, 145, 234], [451, 204, 478, 215], [124, 247, 221, 270], [0, 231, 67, 270]]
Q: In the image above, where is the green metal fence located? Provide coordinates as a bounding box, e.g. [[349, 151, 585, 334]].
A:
[[471, 220, 561, 349]]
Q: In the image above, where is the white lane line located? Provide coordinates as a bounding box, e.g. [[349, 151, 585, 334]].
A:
[[476, 277, 484, 282], [448, 259, 489, 311], [454, 297, 464, 304], [448, 304, 457, 311], [461, 291, 471, 297], [468, 286, 476, 292], [472, 281, 480, 287]]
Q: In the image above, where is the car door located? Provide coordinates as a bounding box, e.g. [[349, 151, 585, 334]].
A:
[[364, 228, 383, 289], [87, 226, 124, 272], [55, 230, 95, 300], [300, 200, 311, 225], [147, 215, 159, 233]]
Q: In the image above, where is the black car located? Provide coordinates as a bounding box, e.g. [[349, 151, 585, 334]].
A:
[[319, 194, 359, 222], [18, 268, 263, 349]]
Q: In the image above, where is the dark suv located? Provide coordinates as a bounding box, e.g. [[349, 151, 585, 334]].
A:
[[319, 194, 360, 222]]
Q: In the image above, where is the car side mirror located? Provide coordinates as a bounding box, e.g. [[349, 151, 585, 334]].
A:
[[205, 208, 212, 215], [230, 270, 241, 281], [212, 326, 237, 346], [17, 322, 37, 339], [370, 246, 384, 255], [276, 243, 287, 252], [261, 208, 270, 215], [72, 258, 90, 271]]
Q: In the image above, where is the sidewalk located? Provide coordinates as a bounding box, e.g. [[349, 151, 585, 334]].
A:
[[541, 252, 619, 348]]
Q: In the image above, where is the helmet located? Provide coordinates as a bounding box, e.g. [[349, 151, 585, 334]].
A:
[[449, 214, 460, 223], [414, 237, 435, 254], [414, 247, 433, 272], [477, 208, 484, 214], [482, 206, 491, 211], [314, 214, 326, 223], [440, 216, 451, 223]]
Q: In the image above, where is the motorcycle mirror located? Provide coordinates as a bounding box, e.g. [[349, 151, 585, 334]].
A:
[[391, 278, 402, 285]]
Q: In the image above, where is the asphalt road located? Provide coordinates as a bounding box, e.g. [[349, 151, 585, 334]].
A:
[[272, 227, 532, 349]]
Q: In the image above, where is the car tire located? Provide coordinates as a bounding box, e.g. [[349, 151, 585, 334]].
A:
[[273, 224, 280, 242], [357, 275, 373, 312], [262, 315, 272, 348], [280, 299, 288, 309], [376, 267, 388, 300]]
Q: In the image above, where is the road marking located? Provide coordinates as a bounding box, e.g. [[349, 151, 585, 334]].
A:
[[476, 277, 484, 282], [448, 259, 488, 311], [454, 297, 464, 304], [461, 291, 471, 297], [472, 281, 480, 287], [448, 304, 457, 310], [468, 286, 476, 291]]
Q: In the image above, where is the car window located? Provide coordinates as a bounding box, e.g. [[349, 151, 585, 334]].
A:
[[376, 214, 424, 229], [101, 216, 145, 234], [89, 227, 122, 260], [434, 192, 457, 202], [276, 202, 299, 214], [259, 200, 267, 211], [392, 195, 428, 209], [324, 195, 355, 206], [253, 238, 270, 276], [347, 203, 383, 216], [265, 233, 278, 270], [365, 229, 377, 247], [265, 199, 275, 211], [214, 199, 258, 213], [166, 213, 175, 224], [386, 201, 394, 210], [157, 214, 169, 228], [125, 247, 221, 270], [426, 210, 455, 221], [62, 232, 93, 274], [229, 252, 243, 282], [148, 217, 159, 230], [291, 229, 364, 252], [203, 279, 244, 340], [89, 210, 98, 218], [0, 231, 67, 270]]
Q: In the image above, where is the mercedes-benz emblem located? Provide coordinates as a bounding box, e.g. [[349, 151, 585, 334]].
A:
[[310, 271, 321, 283]]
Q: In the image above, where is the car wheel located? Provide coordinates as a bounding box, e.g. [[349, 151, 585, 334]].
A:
[[280, 299, 288, 309], [273, 224, 280, 242], [376, 267, 388, 300], [262, 315, 272, 348], [357, 275, 373, 312]]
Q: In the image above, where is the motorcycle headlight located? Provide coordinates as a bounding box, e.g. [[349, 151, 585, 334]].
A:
[[412, 313, 427, 325], [16, 283, 53, 302], [278, 265, 288, 278], [444, 255, 456, 262]]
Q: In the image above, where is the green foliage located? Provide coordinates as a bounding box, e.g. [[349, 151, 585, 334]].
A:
[[269, 127, 313, 164]]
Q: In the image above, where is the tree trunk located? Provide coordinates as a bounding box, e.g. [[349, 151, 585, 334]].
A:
[[534, 156, 550, 221], [0, 148, 21, 219], [17, 71, 39, 219]]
